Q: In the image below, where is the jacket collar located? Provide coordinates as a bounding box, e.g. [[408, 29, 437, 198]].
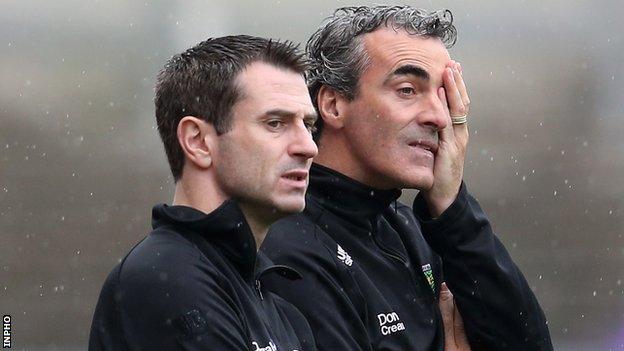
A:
[[307, 163, 402, 228], [151, 200, 302, 283], [152, 200, 258, 279]]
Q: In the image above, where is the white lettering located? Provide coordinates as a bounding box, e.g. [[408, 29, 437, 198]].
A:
[[2, 315, 10, 347], [377, 312, 399, 326], [337, 245, 353, 266], [377, 312, 405, 336], [381, 322, 405, 335], [252, 340, 277, 351]]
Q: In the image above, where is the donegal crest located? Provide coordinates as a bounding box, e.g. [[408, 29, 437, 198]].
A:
[[421, 264, 435, 293]]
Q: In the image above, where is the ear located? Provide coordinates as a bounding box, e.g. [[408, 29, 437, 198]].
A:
[[317, 85, 348, 130], [176, 116, 216, 170]]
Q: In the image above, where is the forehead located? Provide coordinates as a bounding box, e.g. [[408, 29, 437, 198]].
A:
[[233, 61, 314, 116], [361, 28, 451, 83]]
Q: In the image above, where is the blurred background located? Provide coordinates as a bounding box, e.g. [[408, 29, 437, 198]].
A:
[[1, 0, 622, 349]]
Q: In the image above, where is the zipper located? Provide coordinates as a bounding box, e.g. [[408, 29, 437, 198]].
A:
[[255, 279, 264, 300], [386, 212, 441, 303], [252, 258, 264, 301], [370, 217, 437, 303]]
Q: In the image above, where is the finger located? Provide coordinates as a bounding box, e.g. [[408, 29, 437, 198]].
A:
[[453, 62, 470, 110], [453, 63, 470, 147], [443, 67, 469, 145], [443, 67, 466, 118], [453, 304, 471, 348], [438, 282, 455, 347], [437, 87, 455, 142]]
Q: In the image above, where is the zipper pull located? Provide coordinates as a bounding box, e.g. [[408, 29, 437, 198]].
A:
[[255, 279, 264, 300]]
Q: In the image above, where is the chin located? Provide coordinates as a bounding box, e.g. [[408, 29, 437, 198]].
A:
[[272, 196, 306, 215], [395, 170, 434, 190]]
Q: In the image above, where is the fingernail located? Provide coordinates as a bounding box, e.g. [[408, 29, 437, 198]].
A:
[[441, 282, 449, 291]]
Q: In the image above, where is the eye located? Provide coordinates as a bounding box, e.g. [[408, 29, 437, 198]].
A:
[[398, 87, 416, 96], [267, 120, 285, 129]]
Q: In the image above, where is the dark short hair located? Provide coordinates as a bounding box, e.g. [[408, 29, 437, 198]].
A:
[[155, 35, 307, 182], [306, 5, 457, 140]]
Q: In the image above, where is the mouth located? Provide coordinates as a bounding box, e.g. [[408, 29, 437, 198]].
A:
[[408, 139, 438, 156], [280, 169, 309, 188]]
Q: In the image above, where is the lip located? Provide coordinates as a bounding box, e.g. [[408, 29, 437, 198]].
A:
[[280, 169, 309, 188], [407, 139, 438, 156]]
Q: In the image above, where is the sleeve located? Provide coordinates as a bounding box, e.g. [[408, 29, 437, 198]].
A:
[[89, 265, 130, 351], [116, 237, 250, 350], [413, 182, 553, 351], [261, 218, 373, 351]]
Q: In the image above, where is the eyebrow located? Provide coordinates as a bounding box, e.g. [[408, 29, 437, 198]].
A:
[[386, 64, 430, 82], [265, 109, 318, 122]]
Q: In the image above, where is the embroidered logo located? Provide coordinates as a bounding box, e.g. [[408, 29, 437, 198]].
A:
[[337, 244, 353, 266], [252, 340, 277, 351], [422, 263, 435, 293], [377, 312, 406, 336]]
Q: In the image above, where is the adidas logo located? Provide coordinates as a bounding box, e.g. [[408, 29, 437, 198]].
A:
[[337, 244, 353, 266]]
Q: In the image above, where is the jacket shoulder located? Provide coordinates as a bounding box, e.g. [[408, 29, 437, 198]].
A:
[[120, 228, 220, 285], [263, 212, 337, 267]]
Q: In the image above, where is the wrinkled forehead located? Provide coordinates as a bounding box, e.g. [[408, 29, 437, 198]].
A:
[[361, 28, 451, 84]]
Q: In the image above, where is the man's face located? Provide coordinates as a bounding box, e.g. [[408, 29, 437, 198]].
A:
[[213, 61, 318, 216], [340, 28, 451, 190]]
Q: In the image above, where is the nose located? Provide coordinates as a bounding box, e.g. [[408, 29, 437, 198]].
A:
[[417, 91, 448, 131], [288, 121, 318, 159]]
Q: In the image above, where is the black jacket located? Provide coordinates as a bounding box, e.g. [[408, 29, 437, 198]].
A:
[[89, 200, 316, 351], [261, 163, 552, 350]]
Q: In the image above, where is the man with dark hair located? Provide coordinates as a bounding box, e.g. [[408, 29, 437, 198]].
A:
[[262, 5, 553, 351], [89, 35, 319, 350]]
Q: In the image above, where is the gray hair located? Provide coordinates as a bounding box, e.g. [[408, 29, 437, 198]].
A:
[[306, 5, 457, 139]]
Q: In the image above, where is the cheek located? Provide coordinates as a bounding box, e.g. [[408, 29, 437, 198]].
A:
[[229, 137, 282, 188], [217, 138, 259, 185], [346, 107, 401, 158]]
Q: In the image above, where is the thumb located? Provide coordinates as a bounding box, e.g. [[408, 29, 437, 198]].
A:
[[453, 303, 471, 348], [438, 282, 455, 347]]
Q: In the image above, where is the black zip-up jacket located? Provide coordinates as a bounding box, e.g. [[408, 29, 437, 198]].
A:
[[261, 163, 553, 350], [89, 200, 316, 351]]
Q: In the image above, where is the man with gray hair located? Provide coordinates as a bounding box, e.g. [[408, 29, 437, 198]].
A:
[[261, 5, 553, 350]]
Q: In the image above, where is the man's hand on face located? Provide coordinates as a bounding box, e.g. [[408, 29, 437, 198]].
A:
[[439, 282, 472, 351], [422, 60, 470, 218]]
